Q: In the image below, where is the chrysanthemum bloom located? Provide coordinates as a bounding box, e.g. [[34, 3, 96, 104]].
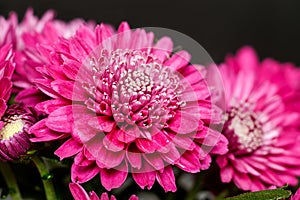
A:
[[30, 22, 228, 191], [217, 46, 300, 191], [69, 183, 138, 200], [8, 9, 94, 106], [0, 45, 36, 161]]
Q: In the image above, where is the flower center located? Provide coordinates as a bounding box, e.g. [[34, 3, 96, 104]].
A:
[[0, 116, 25, 140], [224, 102, 263, 153], [83, 49, 185, 132]]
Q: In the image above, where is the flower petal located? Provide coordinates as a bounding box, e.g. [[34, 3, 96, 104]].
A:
[[100, 163, 128, 191], [156, 166, 177, 192], [69, 183, 90, 200], [55, 138, 82, 160]]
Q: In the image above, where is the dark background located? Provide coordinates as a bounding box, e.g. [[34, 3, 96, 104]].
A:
[[0, 0, 300, 65]]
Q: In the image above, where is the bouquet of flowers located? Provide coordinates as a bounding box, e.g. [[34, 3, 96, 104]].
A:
[[0, 9, 300, 200]]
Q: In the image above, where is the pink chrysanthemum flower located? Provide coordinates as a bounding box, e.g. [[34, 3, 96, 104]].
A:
[[0, 45, 36, 161], [217, 46, 300, 191], [69, 183, 138, 200], [11, 9, 94, 106], [30, 22, 228, 191]]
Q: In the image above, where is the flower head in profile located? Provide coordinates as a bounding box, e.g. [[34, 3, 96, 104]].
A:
[[217, 46, 300, 191], [0, 45, 36, 161], [30, 22, 228, 192], [69, 182, 138, 200]]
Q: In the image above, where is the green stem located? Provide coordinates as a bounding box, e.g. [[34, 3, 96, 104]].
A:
[[0, 162, 22, 200], [31, 156, 57, 200]]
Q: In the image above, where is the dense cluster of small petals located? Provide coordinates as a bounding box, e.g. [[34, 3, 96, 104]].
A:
[[29, 22, 228, 192]]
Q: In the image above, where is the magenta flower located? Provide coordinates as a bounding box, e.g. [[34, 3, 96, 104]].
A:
[[9, 8, 94, 106], [30, 22, 228, 192], [217, 46, 300, 191], [0, 45, 36, 161], [69, 182, 138, 200]]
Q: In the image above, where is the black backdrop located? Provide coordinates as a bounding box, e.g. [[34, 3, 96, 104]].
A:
[[0, 0, 300, 64]]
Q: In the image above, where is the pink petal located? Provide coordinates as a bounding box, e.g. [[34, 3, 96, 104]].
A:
[[29, 119, 67, 142], [130, 29, 148, 50], [0, 99, 7, 119], [34, 79, 60, 99], [220, 165, 234, 183], [117, 22, 131, 49], [216, 156, 228, 168], [90, 191, 100, 200], [176, 150, 201, 173], [35, 98, 70, 114], [210, 134, 228, 155], [74, 151, 94, 166], [152, 37, 173, 61], [88, 116, 115, 132], [132, 162, 156, 190], [233, 172, 252, 191], [129, 195, 139, 200], [156, 166, 177, 192], [69, 183, 90, 200], [164, 50, 191, 71], [95, 24, 114, 51], [46, 105, 74, 133], [96, 148, 125, 169], [169, 133, 195, 151], [71, 162, 100, 183], [136, 138, 157, 153], [144, 153, 165, 171], [126, 144, 142, 169], [161, 143, 181, 164], [115, 128, 136, 143], [103, 132, 125, 152], [55, 138, 82, 160], [0, 77, 12, 101], [168, 111, 198, 134], [54, 80, 88, 102], [62, 59, 80, 80], [100, 193, 109, 200], [236, 46, 259, 72], [15, 88, 48, 107], [100, 163, 128, 191]]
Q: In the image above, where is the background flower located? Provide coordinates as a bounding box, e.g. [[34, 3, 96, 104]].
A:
[[217, 46, 300, 191], [6, 8, 95, 106], [0, 45, 37, 161]]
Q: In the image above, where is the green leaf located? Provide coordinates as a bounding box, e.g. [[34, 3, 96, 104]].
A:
[[225, 187, 292, 200]]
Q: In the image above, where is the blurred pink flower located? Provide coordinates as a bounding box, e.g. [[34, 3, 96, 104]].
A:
[[217, 46, 300, 191], [29, 22, 228, 191], [69, 182, 138, 200], [0, 45, 36, 161], [10, 9, 94, 106]]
